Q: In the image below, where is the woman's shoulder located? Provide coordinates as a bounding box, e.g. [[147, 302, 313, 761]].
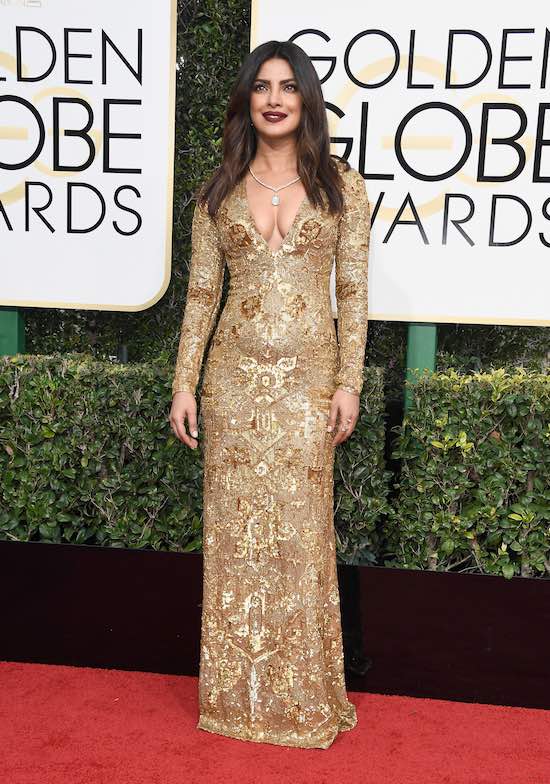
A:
[[333, 158, 367, 205], [333, 157, 365, 191], [194, 163, 224, 206]]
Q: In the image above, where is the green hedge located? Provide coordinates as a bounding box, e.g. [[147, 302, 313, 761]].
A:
[[334, 367, 393, 564], [0, 354, 390, 562], [387, 368, 550, 579], [1, 356, 548, 578], [0, 353, 202, 551]]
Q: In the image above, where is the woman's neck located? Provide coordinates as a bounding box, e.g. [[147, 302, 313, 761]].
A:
[[251, 138, 298, 175]]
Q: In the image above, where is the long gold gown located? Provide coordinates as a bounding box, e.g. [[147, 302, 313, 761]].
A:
[[172, 158, 371, 749]]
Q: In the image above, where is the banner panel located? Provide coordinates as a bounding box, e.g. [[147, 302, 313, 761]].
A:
[[252, 0, 550, 326], [0, 0, 176, 311]]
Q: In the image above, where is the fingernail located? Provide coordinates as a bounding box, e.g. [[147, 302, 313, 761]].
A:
[[326, 425, 333, 432], [191, 430, 198, 437]]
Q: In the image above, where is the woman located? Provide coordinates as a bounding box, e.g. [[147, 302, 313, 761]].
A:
[[170, 39, 371, 749]]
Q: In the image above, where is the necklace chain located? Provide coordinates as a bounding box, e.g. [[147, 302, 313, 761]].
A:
[[248, 165, 301, 206]]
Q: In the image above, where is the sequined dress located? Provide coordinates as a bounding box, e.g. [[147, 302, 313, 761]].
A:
[[172, 159, 371, 749]]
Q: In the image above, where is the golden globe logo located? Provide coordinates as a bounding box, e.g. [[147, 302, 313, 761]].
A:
[[0, 26, 143, 235]]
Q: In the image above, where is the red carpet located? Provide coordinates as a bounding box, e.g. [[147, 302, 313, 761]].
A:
[[0, 660, 548, 784]]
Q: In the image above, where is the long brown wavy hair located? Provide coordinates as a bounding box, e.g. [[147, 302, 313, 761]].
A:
[[196, 40, 350, 218]]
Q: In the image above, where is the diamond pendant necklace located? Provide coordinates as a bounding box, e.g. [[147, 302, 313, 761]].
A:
[[248, 165, 301, 206]]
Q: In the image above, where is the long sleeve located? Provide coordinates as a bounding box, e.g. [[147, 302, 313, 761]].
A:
[[334, 167, 371, 396], [172, 198, 225, 397]]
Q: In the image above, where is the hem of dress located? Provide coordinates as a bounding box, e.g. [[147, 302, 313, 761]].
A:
[[196, 709, 357, 750]]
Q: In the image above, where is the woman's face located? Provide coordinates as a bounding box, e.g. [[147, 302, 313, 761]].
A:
[[249, 57, 303, 141]]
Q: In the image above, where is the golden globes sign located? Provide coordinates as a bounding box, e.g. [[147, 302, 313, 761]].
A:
[[251, 0, 550, 326], [0, 0, 176, 311]]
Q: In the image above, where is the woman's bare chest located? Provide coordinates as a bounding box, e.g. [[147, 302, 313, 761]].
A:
[[217, 176, 339, 262]]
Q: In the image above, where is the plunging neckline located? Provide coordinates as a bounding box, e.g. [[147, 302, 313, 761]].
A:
[[240, 174, 308, 257]]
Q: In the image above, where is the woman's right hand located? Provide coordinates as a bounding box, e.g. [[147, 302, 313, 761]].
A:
[[170, 391, 199, 449]]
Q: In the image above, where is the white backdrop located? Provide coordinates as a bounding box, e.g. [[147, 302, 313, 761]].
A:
[[0, 0, 176, 311], [251, 0, 550, 326]]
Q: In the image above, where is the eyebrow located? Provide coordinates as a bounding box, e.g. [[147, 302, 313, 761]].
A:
[[253, 78, 296, 84]]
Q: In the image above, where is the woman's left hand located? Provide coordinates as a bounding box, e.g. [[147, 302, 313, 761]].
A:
[[326, 388, 360, 446]]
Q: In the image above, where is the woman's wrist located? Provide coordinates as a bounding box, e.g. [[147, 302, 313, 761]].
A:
[[336, 384, 360, 396]]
